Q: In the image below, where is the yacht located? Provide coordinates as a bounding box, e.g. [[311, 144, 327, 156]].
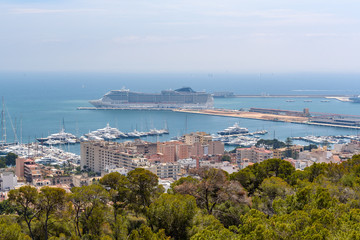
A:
[[218, 123, 249, 135]]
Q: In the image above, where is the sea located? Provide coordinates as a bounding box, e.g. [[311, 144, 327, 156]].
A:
[[1, 72, 360, 154]]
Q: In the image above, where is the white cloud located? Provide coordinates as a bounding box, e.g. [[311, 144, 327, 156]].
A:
[[112, 35, 208, 44], [10, 8, 105, 14]]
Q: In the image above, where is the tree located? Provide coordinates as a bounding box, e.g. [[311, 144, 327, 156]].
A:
[[147, 194, 197, 240], [38, 187, 67, 240], [285, 137, 293, 158], [0, 158, 5, 168], [5, 152, 17, 166], [0, 216, 30, 240], [0, 199, 15, 214], [69, 184, 109, 237], [256, 139, 286, 149], [100, 172, 130, 240], [8, 185, 40, 240], [304, 144, 317, 151], [174, 168, 248, 215], [230, 158, 295, 194], [221, 155, 231, 162], [127, 168, 161, 213], [128, 224, 169, 240], [253, 177, 293, 215]]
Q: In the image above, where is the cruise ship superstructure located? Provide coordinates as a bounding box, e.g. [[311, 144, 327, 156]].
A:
[[89, 87, 214, 109]]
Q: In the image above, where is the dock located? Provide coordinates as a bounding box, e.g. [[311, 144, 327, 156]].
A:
[[77, 107, 174, 111], [173, 109, 360, 130]]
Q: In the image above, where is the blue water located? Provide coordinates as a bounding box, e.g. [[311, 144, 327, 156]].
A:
[[1, 72, 360, 153]]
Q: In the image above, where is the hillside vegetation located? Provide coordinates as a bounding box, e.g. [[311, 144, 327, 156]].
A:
[[1, 155, 360, 240]]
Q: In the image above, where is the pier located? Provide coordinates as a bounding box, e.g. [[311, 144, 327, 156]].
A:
[[77, 107, 174, 111], [174, 109, 360, 130]]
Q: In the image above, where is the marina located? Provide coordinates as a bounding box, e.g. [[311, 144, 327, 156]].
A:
[[0, 143, 80, 165]]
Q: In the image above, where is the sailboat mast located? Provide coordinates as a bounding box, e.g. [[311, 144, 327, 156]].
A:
[[1, 97, 6, 145]]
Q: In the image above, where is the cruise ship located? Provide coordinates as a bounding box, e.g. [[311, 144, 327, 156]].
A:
[[89, 87, 214, 109]]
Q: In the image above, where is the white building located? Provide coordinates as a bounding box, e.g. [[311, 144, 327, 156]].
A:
[[102, 165, 129, 177], [0, 172, 17, 191]]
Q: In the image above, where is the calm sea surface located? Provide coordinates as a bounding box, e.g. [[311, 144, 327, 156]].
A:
[[1, 72, 359, 153]]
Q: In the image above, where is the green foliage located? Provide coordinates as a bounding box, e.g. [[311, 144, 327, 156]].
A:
[[174, 168, 248, 215], [5, 154, 360, 240], [221, 155, 231, 162], [304, 144, 318, 151], [5, 152, 17, 166], [127, 168, 162, 213], [0, 157, 5, 168], [128, 224, 169, 240], [255, 139, 285, 149], [69, 184, 109, 238], [253, 177, 293, 215], [0, 152, 17, 168], [148, 194, 197, 240], [0, 199, 15, 214], [0, 215, 30, 240], [230, 158, 295, 194]]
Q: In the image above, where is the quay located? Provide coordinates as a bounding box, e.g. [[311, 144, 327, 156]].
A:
[[77, 107, 174, 111], [216, 94, 351, 98], [173, 108, 360, 130]]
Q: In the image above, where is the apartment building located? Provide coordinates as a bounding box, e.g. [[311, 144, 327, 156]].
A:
[[24, 159, 42, 183], [184, 132, 212, 145], [81, 141, 142, 173], [236, 147, 273, 169]]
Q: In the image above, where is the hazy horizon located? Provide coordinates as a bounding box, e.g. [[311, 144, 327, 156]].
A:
[[1, 0, 360, 73]]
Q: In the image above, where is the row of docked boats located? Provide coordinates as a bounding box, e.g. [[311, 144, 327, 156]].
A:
[[292, 135, 360, 144], [36, 123, 169, 145], [80, 123, 169, 142]]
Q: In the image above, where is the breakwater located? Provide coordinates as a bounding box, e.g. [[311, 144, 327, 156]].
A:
[[174, 109, 360, 130]]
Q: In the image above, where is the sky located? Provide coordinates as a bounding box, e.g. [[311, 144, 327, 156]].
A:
[[0, 0, 360, 73]]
